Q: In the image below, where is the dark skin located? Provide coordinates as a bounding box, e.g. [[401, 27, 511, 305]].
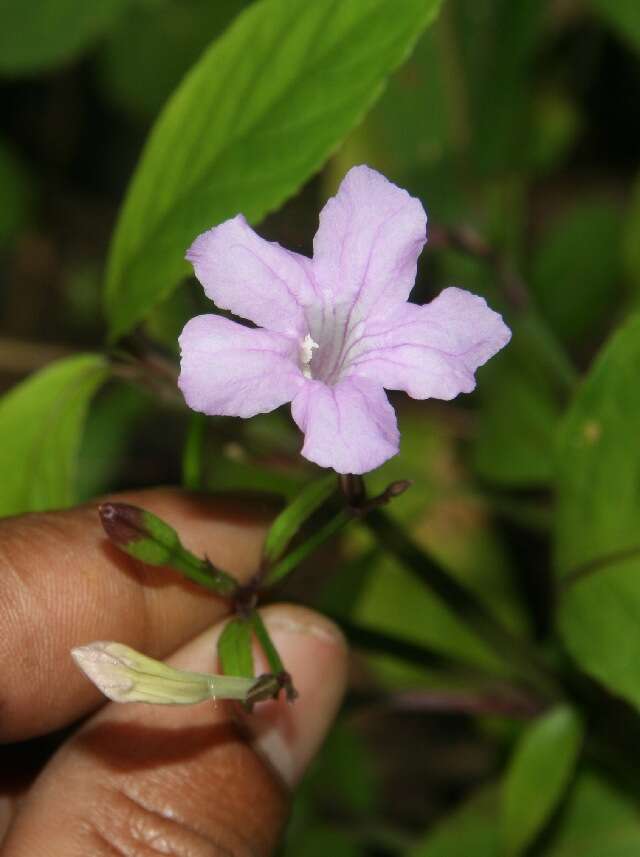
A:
[[0, 488, 347, 855]]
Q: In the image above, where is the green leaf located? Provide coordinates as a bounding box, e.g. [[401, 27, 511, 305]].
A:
[[623, 171, 640, 294], [454, 0, 545, 176], [218, 617, 254, 678], [263, 474, 336, 563], [545, 770, 640, 857], [474, 344, 558, 486], [0, 355, 109, 516], [353, 411, 527, 677], [531, 199, 623, 345], [0, 0, 130, 76], [556, 315, 640, 708], [408, 788, 499, 857], [588, 0, 640, 52], [77, 381, 150, 502], [104, 0, 442, 340], [474, 313, 572, 487], [409, 770, 640, 857], [265, 508, 351, 587], [501, 705, 583, 856], [249, 609, 284, 674]]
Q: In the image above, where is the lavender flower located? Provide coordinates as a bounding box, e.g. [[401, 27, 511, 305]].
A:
[[179, 166, 511, 474]]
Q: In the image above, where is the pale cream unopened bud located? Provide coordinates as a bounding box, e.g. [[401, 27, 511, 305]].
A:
[[71, 641, 256, 705]]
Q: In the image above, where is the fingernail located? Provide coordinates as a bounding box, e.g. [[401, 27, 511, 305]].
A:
[[242, 605, 348, 788]]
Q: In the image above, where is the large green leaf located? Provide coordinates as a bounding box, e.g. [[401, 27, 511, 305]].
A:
[[501, 705, 583, 857], [531, 199, 623, 346], [474, 315, 565, 487], [0, 0, 130, 76], [546, 771, 640, 857], [556, 316, 640, 708], [104, 0, 442, 340], [453, 0, 546, 176], [474, 346, 558, 486], [0, 355, 109, 516], [623, 172, 640, 294], [588, 0, 640, 52], [409, 771, 640, 857]]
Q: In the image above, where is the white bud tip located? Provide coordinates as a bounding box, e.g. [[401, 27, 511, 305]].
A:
[[71, 642, 135, 702]]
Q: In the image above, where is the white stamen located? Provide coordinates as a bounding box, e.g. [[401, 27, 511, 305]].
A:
[[300, 334, 319, 379]]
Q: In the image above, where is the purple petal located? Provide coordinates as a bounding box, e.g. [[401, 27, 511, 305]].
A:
[[312, 165, 427, 320], [178, 314, 303, 417], [291, 377, 399, 474], [186, 215, 317, 335], [344, 287, 511, 400]]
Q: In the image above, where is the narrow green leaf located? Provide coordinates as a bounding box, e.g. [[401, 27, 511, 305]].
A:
[[265, 508, 351, 587], [502, 705, 583, 856], [250, 610, 284, 674], [218, 617, 255, 678], [263, 474, 336, 563], [0, 0, 130, 76], [556, 315, 640, 709], [104, 0, 442, 340], [0, 354, 109, 516]]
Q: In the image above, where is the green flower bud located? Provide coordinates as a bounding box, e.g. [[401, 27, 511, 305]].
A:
[[99, 502, 237, 595]]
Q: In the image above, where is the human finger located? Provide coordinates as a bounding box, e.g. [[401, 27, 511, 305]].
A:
[[2, 603, 348, 856], [0, 487, 276, 742]]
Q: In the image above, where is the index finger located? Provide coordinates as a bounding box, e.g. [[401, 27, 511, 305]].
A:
[[0, 488, 275, 742]]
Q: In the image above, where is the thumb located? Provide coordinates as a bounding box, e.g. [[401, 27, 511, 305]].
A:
[[2, 604, 347, 857]]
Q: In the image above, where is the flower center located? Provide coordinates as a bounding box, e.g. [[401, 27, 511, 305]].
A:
[[300, 301, 365, 385], [299, 334, 319, 379]]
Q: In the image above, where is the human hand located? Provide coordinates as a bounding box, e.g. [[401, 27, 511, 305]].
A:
[[0, 488, 347, 855]]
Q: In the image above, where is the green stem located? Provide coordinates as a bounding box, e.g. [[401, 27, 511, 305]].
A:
[[182, 412, 207, 490], [363, 509, 560, 699]]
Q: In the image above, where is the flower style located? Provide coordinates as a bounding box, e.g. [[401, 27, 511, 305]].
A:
[[179, 166, 511, 474]]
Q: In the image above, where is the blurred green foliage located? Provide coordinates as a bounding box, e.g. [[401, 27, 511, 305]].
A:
[[2, 0, 640, 853], [501, 705, 583, 856], [556, 315, 640, 710], [0, 354, 108, 515], [0, 0, 131, 75]]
